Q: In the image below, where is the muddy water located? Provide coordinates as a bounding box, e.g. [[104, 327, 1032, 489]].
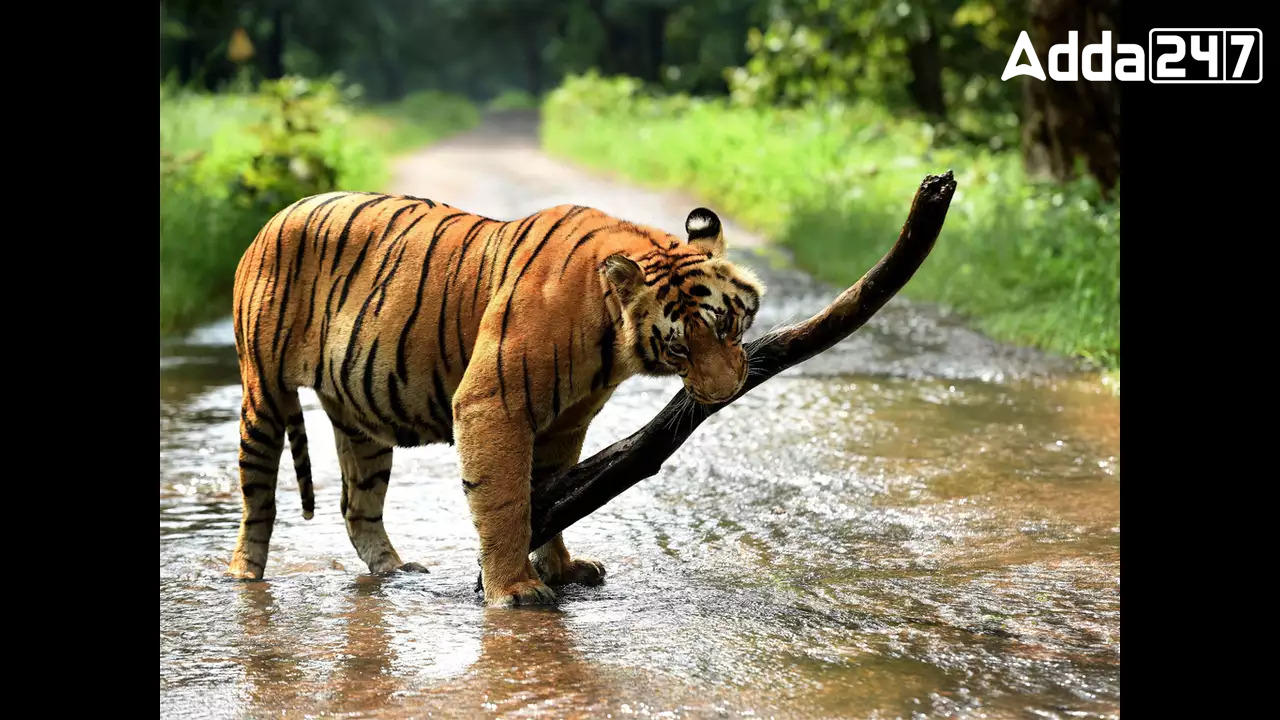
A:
[[160, 114, 1118, 718]]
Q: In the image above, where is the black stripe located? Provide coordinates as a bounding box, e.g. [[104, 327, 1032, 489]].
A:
[[302, 201, 347, 332], [472, 224, 503, 311], [592, 324, 616, 390], [400, 194, 436, 207], [448, 218, 490, 368], [559, 228, 602, 276], [374, 202, 417, 248], [427, 371, 453, 434], [335, 228, 374, 312], [370, 210, 423, 286], [329, 195, 391, 276], [239, 460, 278, 475], [436, 247, 460, 373], [394, 426, 423, 447], [244, 424, 279, 447], [387, 372, 413, 425], [361, 338, 395, 426], [729, 278, 760, 299], [374, 240, 412, 316], [483, 220, 513, 297], [496, 213, 542, 288], [671, 256, 710, 271], [240, 440, 272, 461], [337, 301, 370, 416], [357, 469, 391, 491]]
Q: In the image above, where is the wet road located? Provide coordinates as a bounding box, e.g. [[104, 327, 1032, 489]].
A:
[[160, 112, 1119, 719]]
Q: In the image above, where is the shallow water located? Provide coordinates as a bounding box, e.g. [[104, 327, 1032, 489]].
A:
[[161, 272, 1117, 719], [161, 114, 1117, 718]]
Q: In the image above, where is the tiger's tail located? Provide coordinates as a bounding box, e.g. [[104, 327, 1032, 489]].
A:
[[281, 391, 314, 520]]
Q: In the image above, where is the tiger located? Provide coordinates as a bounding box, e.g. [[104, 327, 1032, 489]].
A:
[[228, 191, 765, 606]]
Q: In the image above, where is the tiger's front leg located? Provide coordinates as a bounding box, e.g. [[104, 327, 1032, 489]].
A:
[[529, 409, 607, 586], [454, 386, 554, 607]]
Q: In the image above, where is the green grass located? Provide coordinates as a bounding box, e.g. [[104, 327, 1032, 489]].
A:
[[541, 73, 1119, 369], [160, 82, 479, 336]]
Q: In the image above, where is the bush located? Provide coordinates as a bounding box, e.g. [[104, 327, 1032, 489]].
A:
[[542, 72, 1118, 368], [161, 77, 386, 335]]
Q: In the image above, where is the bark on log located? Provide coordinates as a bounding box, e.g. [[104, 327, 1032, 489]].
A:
[[528, 171, 957, 549]]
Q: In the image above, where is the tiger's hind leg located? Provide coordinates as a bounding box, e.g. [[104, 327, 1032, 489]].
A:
[[229, 393, 285, 580], [329, 414, 427, 575]]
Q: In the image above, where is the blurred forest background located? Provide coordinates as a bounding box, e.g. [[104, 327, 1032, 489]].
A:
[[160, 0, 1119, 369]]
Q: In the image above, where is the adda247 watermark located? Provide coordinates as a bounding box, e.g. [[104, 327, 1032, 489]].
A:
[[1001, 28, 1262, 84]]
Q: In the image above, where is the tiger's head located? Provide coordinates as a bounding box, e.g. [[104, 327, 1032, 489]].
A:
[[601, 208, 766, 404]]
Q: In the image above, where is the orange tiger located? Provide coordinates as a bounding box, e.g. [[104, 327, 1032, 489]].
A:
[[229, 191, 765, 606]]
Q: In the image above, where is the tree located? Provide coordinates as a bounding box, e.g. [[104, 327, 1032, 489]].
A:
[[1019, 0, 1120, 190]]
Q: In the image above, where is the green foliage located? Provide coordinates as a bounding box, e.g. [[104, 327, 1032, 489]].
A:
[[728, 0, 1024, 141], [160, 77, 477, 335], [486, 89, 540, 112], [202, 77, 384, 211], [543, 73, 1119, 368]]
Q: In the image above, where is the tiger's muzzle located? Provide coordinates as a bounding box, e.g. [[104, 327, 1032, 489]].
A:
[[682, 318, 748, 404]]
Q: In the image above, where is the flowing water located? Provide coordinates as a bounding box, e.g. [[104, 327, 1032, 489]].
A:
[[160, 114, 1119, 719]]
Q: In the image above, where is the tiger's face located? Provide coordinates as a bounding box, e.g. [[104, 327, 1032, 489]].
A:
[[602, 208, 765, 404]]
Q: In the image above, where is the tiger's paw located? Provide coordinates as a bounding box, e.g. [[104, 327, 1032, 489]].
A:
[[227, 558, 264, 581], [487, 578, 556, 607], [534, 555, 607, 587]]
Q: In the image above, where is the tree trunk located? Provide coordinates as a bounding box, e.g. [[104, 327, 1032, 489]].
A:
[[263, 6, 284, 80], [644, 6, 669, 83], [907, 22, 946, 118], [522, 19, 544, 95], [587, 0, 626, 76], [525, 172, 957, 549], [1021, 0, 1120, 191]]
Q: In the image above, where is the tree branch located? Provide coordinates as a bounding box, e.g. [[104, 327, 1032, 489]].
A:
[[529, 171, 957, 549]]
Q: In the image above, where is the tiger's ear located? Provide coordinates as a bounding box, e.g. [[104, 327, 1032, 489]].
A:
[[685, 207, 724, 257], [601, 253, 644, 304]]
